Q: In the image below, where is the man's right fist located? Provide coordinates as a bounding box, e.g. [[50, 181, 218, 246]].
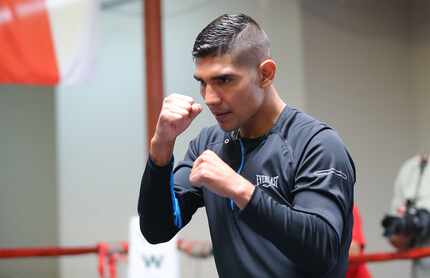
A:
[[154, 94, 202, 144]]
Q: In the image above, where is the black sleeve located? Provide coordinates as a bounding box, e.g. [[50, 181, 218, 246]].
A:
[[138, 137, 205, 244], [239, 129, 354, 275]]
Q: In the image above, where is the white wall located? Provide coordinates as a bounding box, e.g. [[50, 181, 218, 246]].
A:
[[411, 0, 430, 153], [0, 86, 58, 278], [55, 4, 145, 277]]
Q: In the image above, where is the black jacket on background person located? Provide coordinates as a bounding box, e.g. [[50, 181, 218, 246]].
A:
[[138, 105, 355, 278]]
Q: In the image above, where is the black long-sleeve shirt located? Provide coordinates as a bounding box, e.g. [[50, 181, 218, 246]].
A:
[[139, 106, 355, 278]]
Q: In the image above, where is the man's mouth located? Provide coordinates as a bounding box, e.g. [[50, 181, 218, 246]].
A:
[[214, 111, 231, 122]]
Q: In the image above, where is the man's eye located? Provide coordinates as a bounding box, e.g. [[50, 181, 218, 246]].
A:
[[217, 76, 232, 84]]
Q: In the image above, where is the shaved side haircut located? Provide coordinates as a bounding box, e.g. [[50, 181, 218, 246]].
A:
[[192, 14, 271, 68]]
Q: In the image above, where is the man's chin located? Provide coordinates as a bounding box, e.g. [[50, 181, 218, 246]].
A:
[[217, 122, 237, 132]]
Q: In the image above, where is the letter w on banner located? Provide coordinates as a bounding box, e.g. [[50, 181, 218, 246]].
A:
[[0, 0, 97, 86], [129, 216, 180, 278]]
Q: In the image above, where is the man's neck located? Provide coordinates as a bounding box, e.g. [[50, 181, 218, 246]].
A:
[[240, 87, 285, 139]]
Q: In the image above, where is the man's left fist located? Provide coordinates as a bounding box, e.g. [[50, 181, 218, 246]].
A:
[[189, 150, 244, 198]]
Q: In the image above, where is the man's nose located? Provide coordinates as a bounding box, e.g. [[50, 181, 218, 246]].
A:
[[204, 85, 222, 106]]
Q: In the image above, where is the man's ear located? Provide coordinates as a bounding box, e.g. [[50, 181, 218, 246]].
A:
[[258, 59, 276, 88]]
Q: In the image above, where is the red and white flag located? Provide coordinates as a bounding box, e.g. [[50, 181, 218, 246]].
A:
[[0, 0, 97, 85]]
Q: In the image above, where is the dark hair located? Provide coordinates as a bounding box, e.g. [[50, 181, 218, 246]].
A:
[[192, 14, 270, 66]]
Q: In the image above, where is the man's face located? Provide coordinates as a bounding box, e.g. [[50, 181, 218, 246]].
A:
[[193, 54, 264, 132]]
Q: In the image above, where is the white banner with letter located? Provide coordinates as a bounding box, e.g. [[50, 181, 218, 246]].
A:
[[128, 216, 180, 278]]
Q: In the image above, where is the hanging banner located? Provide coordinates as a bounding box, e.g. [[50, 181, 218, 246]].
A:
[[0, 0, 97, 85], [128, 216, 180, 278]]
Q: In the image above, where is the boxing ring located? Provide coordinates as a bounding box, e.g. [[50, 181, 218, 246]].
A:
[[0, 243, 128, 278], [2, 242, 430, 278]]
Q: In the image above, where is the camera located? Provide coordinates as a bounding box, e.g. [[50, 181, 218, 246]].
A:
[[381, 200, 430, 245]]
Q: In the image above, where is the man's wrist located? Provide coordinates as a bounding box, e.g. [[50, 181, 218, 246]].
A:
[[149, 135, 175, 167], [232, 177, 255, 209]]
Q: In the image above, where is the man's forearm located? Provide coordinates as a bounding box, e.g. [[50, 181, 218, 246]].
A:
[[239, 188, 340, 274], [138, 158, 178, 243]]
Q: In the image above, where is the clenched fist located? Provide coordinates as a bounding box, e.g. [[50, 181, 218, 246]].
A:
[[150, 94, 202, 166], [189, 150, 254, 209], [155, 94, 202, 143]]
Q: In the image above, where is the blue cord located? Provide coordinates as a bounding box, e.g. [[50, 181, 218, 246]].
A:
[[230, 139, 245, 209], [170, 168, 183, 229]]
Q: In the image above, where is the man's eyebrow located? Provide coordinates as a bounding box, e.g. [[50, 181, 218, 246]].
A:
[[193, 75, 203, 82], [193, 73, 236, 82], [211, 74, 234, 80]]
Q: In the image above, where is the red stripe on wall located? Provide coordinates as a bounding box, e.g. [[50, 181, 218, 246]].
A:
[[0, 0, 59, 85]]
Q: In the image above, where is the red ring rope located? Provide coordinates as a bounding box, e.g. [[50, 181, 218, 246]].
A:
[[0, 245, 98, 259], [2, 242, 430, 277]]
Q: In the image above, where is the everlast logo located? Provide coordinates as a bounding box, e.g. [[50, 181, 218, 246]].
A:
[[256, 175, 279, 189]]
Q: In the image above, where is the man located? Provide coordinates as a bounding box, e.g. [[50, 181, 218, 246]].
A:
[[382, 154, 430, 278], [138, 13, 355, 277]]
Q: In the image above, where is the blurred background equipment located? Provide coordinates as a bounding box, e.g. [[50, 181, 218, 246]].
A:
[[0, 0, 98, 85]]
